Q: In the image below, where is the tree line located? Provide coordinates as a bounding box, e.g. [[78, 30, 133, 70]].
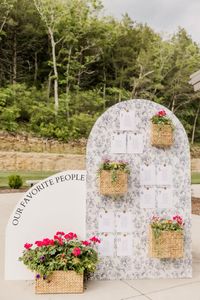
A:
[[0, 0, 200, 143]]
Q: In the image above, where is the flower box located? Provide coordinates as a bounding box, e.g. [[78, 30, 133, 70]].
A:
[[98, 160, 130, 196], [151, 123, 173, 148], [151, 109, 173, 148], [19, 232, 100, 294], [35, 270, 83, 294], [148, 215, 184, 259], [100, 170, 128, 195], [149, 227, 183, 258]]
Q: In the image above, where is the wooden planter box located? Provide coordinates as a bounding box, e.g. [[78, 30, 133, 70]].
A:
[[148, 227, 184, 259], [151, 123, 173, 148], [99, 170, 128, 195], [35, 271, 83, 294]]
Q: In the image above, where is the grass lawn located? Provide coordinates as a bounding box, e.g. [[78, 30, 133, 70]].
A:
[[192, 172, 200, 184], [0, 171, 55, 188], [0, 171, 200, 188]]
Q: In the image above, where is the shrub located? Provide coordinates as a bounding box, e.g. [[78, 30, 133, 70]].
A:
[[70, 113, 98, 139], [8, 175, 23, 189], [0, 106, 20, 132]]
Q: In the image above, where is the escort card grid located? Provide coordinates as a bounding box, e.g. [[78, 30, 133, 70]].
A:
[[86, 99, 191, 279]]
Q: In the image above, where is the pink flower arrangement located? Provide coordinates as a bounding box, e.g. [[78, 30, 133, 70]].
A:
[[150, 215, 184, 235], [19, 231, 101, 279], [151, 109, 172, 126]]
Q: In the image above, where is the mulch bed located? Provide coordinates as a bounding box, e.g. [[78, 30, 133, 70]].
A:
[[1, 188, 200, 216]]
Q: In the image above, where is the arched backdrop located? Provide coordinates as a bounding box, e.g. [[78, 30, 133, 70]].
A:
[[86, 99, 192, 279]]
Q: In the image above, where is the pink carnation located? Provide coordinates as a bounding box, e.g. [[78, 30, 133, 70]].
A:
[[24, 243, 33, 249], [72, 247, 81, 256], [56, 231, 65, 236], [90, 236, 101, 243], [82, 240, 91, 246], [54, 235, 63, 245], [64, 232, 77, 240], [35, 240, 43, 247], [157, 110, 166, 117], [173, 215, 183, 225], [42, 238, 54, 246]]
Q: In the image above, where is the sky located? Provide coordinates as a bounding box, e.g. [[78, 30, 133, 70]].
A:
[[101, 0, 200, 44]]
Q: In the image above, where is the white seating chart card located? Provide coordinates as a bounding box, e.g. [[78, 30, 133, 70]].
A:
[[157, 188, 173, 208], [140, 164, 156, 186], [120, 110, 136, 131], [110, 133, 127, 153], [117, 235, 133, 256], [127, 133, 144, 154], [156, 165, 173, 186], [98, 234, 114, 257], [116, 212, 132, 232], [140, 187, 156, 208], [98, 211, 115, 232]]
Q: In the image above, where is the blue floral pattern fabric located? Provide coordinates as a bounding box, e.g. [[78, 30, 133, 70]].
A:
[[86, 99, 192, 279]]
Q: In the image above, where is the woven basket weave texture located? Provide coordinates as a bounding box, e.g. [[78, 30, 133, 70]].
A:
[[151, 123, 173, 147], [35, 271, 83, 294], [149, 227, 184, 259], [100, 170, 127, 195]]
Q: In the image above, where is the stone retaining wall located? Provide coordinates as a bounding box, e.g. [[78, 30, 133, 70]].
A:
[[191, 159, 200, 172], [0, 152, 85, 171], [0, 151, 199, 172], [0, 132, 85, 154]]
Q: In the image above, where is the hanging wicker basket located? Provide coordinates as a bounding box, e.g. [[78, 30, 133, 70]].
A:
[[148, 226, 184, 259], [151, 123, 173, 148], [35, 271, 84, 294], [99, 170, 128, 195]]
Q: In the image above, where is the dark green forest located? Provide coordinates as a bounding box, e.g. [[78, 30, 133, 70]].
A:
[[0, 0, 200, 143]]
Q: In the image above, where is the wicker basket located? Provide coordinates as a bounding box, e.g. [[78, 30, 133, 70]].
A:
[[151, 123, 173, 148], [35, 271, 84, 294], [99, 170, 128, 195], [148, 226, 183, 259]]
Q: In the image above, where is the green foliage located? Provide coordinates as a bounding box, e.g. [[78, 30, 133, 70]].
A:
[[0, 106, 20, 132], [98, 159, 130, 183], [8, 174, 23, 189], [69, 113, 98, 139], [19, 232, 100, 278], [0, 0, 199, 142]]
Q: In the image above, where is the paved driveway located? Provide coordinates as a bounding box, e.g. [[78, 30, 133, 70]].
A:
[[192, 184, 200, 197], [0, 193, 200, 300]]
